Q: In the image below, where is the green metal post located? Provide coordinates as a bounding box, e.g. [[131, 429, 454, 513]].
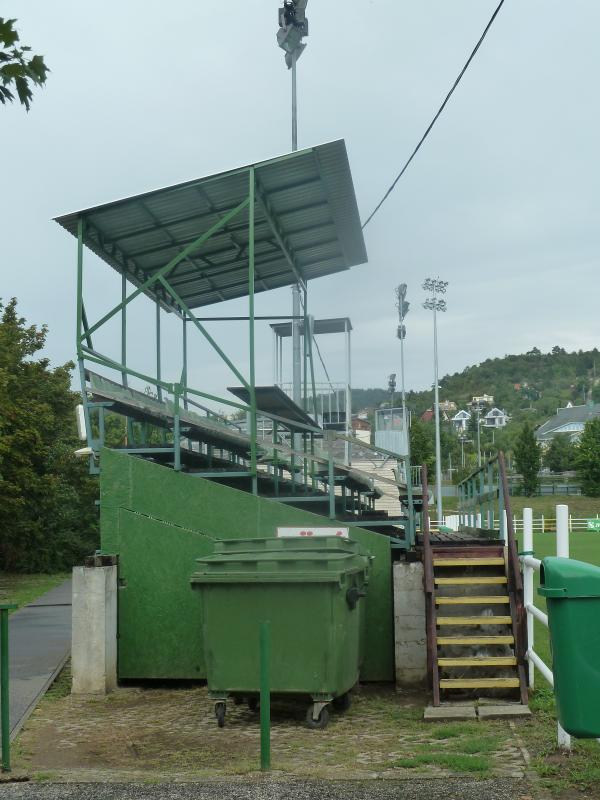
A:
[[121, 273, 128, 387], [173, 386, 181, 470], [156, 301, 163, 402], [328, 452, 335, 519], [76, 218, 84, 356], [1, 605, 16, 772], [259, 621, 271, 771], [273, 422, 279, 497], [182, 312, 188, 410], [487, 462, 494, 528], [248, 168, 258, 495], [303, 286, 308, 410]]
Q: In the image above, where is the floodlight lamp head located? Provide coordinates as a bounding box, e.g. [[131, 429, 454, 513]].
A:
[[277, 1, 309, 67], [397, 324, 406, 340]]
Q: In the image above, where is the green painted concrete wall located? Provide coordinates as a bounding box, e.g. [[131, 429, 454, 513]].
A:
[[100, 449, 394, 682]]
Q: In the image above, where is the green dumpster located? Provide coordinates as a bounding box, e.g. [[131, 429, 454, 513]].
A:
[[191, 537, 370, 729], [539, 557, 600, 737]]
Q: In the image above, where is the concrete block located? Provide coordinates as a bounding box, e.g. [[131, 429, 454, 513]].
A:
[[424, 704, 477, 721], [71, 565, 117, 694], [478, 704, 531, 720], [393, 562, 427, 686]]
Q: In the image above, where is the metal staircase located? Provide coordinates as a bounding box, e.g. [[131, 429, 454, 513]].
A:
[[421, 456, 528, 706]]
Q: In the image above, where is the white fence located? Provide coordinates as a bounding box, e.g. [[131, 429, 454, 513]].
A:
[[520, 504, 572, 750], [514, 514, 600, 534]]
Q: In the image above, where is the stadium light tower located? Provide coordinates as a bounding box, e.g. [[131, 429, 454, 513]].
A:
[[396, 283, 414, 543], [277, 2, 309, 414], [423, 277, 448, 526]]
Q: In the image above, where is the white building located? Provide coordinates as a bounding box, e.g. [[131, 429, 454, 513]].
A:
[[451, 409, 471, 432], [483, 407, 510, 428]]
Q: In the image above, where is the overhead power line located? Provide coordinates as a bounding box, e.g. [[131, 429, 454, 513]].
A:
[[361, 0, 506, 230]]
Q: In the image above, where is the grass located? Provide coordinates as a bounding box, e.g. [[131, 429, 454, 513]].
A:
[[0, 572, 70, 612], [394, 753, 491, 773]]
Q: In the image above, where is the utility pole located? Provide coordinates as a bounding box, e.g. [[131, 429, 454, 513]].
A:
[[423, 278, 448, 525]]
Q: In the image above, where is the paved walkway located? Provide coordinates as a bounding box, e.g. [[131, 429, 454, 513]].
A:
[[7, 580, 72, 737]]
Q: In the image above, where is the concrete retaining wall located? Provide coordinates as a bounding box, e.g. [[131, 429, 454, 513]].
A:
[[72, 565, 117, 694]]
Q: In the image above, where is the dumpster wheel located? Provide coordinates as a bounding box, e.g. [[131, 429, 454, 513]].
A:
[[306, 703, 330, 730], [333, 692, 352, 712], [215, 701, 226, 728]]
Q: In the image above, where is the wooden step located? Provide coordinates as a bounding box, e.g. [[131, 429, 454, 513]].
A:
[[437, 635, 514, 645], [435, 576, 507, 585], [440, 677, 520, 689], [436, 596, 510, 605], [433, 557, 505, 567], [438, 656, 517, 667], [437, 616, 512, 626]]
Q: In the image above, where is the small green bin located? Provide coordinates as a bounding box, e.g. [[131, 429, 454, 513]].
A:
[[191, 536, 369, 728], [539, 557, 600, 737]]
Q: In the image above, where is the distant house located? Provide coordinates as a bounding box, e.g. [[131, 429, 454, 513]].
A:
[[439, 400, 457, 413], [421, 409, 434, 423], [452, 409, 471, 432], [535, 402, 600, 445], [469, 394, 494, 408], [352, 415, 372, 443], [483, 407, 510, 428]]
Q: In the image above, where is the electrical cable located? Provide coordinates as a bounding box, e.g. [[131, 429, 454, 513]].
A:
[[361, 0, 506, 230]]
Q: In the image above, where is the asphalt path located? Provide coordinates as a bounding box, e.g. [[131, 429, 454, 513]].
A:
[[5, 580, 72, 737], [0, 779, 538, 800]]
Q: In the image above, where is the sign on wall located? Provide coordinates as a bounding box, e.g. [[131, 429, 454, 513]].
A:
[[277, 527, 349, 539]]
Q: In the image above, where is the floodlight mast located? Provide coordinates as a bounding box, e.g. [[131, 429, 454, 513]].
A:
[[422, 277, 448, 526], [277, 2, 309, 414], [396, 283, 414, 543]]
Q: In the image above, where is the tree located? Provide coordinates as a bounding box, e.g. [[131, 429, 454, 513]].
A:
[[0, 299, 98, 571], [513, 422, 541, 496], [544, 434, 576, 473], [409, 418, 435, 479], [0, 18, 49, 111], [576, 419, 600, 497]]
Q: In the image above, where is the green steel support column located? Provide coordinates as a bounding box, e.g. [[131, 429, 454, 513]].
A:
[[478, 469, 485, 526], [76, 218, 84, 355], [1, 605, 16, 772], [121, 273, 128, 387], [310, 433, 316, 490], [81, 304, 94, 350], [259, 621, 271, 771], [487, 462, 494, 527], [272, 422, 279, 497], [182, 313, 188, 410], [302, 286, 308, 410], [248, 168, 258, 495], [156, 301, 163, 403], [328, 453, 335, 519], [307, 315, 318, 419], [173, 386, 181, 471]]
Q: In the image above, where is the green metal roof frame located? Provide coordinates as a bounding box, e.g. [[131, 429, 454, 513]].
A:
[[55, 140, 367, 311]]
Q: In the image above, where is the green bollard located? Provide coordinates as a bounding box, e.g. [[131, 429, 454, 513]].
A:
[[259, 621, 271, 771], [1, 605, 17, 772]]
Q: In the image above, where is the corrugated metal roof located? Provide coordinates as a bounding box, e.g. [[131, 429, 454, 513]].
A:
[[54, 140, 367, 311]]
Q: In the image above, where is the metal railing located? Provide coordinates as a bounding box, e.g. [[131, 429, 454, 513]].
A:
[[520, 504, 571, 750]]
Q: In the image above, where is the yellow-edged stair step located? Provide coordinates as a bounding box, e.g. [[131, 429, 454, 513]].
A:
[[436, 596, 510, 605], [435, 576, 507, 585], [438, 656, 517, 667], [437, 616, 512, 626], [433, 557, 505, 567], [440, 677, 520, 689], [437, 635, 514, 645]]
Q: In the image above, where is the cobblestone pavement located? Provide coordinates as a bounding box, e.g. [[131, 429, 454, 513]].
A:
[[0, 778, 539, 800], [12, 682, 533, 786]]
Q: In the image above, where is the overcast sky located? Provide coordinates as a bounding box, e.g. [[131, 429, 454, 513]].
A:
[[3, 1, 599, 409]]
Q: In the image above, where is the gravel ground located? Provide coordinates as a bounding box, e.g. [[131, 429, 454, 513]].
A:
[[0, 778, 538, 800]]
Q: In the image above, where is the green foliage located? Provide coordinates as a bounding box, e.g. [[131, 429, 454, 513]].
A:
[[544, 434, 576, 473], [0, 299, 98, 572], [576, 418, 600, 497], [513, 422, 541, 496], [409, 418, 435, 477], [0, 18, 49, 111]]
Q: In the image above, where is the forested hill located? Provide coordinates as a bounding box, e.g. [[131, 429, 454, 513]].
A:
[[352, 347, 600, 422]]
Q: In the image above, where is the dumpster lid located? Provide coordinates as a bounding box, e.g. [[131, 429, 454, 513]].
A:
[[191, 548, 369, 585], [213, 536, 362, 555], [539, 557, 600, 599]]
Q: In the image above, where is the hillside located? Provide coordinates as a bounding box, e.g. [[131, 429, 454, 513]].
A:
[[353, 347, 600, 425]]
